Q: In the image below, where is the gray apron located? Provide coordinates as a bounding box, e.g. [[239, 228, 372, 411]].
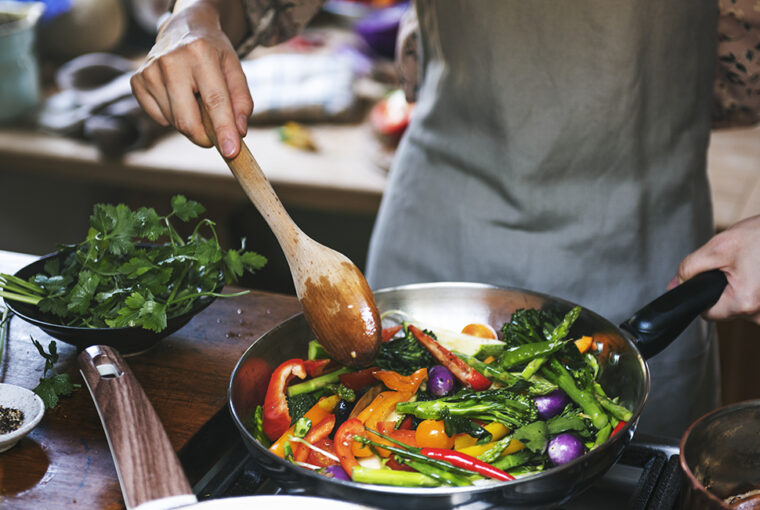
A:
[[365, 1, 720, 438]]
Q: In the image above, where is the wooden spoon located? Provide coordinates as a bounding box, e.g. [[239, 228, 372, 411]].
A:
[[197, 100, 381, 367]]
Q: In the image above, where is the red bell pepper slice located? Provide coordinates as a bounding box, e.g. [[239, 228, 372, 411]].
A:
[[408, 325, 492, 391], [263, 359, 307, 441], [397, 416, 414, 430], [294, 414, 336, 462], [334, 418, 366, 477], [339, 366, 381, 391], [303, 358, 333, 378], [381, 325, 403, 342], [419, 447, 515, 481]]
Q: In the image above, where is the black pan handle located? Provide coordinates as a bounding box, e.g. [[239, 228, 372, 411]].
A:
[[620, 270, 727, 359]]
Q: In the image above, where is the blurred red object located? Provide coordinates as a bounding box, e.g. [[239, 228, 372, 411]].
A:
[[370, 89, 413, 147]]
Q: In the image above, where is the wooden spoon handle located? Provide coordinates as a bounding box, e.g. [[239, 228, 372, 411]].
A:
[[78, 346, 197, 510], [196, 97, 301, 255]]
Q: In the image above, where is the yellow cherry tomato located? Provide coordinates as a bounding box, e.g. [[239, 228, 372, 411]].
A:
[[415, 420, 455, 449], [461, 323, 498, 339]]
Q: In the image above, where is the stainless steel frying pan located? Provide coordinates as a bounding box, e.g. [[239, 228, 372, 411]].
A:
[[227, 271, 727, 509]]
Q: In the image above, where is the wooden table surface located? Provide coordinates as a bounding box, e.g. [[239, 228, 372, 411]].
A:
[[0, 250, 302, 509]]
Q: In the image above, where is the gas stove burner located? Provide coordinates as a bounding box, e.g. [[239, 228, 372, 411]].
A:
[[193, 433, 683, 510]]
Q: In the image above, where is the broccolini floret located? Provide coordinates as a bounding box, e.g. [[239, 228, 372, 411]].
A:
[[396, 388, 538, 429]]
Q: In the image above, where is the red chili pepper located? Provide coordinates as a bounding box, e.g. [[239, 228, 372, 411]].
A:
[[419, 447, 515, 481], [334, 418, 366, 477], [294, 414, 336, 462], [339, 366, 381, 391], [263, 359, 307, 441], [303, 358, 333, 377], [408, 325, 492, 391], [381, 325, 403, 342], [611, 420, 627, 437]]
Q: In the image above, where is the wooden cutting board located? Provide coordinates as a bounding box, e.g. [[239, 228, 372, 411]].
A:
[[0, 251, 301, 509]]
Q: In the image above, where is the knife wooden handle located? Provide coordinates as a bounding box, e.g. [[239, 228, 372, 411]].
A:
[[78, 345, 197, 510]]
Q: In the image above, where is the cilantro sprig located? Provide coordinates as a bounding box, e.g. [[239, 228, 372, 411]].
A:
[[0, 195, 266, 332], [31, 338, 80, 409]]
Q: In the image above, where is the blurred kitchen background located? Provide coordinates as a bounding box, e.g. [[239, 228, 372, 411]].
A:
[[0, 0, 758, 404]]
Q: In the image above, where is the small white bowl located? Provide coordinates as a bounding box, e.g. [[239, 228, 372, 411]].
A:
[[0, 382, 45, 453]]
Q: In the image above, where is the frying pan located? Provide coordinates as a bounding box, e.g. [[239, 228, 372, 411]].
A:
[[227, 270, 727, 509], [78, 345, 372, 510]]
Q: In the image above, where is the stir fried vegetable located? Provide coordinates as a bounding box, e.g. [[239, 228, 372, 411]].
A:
[[252, 306, 632, 487]]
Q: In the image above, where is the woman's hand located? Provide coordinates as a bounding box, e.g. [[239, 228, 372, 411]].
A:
[[674, 215, 760, 324], [130, 0, 251, 158]]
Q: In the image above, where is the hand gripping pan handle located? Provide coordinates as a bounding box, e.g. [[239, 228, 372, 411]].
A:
[[79, 345, 197, 510], [621, 270, 727, 359]]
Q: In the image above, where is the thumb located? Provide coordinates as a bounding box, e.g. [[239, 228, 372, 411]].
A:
[[676, 235, 730, 284]]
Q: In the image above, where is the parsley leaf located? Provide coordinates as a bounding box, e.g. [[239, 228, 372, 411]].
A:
[[1, 196, 266, 333], [30, 338, 79, 409], [171, 195, 205, 221]]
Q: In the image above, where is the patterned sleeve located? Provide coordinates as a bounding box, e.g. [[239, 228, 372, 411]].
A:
[[395, 4, 420, 103], [713, 0, 760, 127], [235, 0, 326, 56]]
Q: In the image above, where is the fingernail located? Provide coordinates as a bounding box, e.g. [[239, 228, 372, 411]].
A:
[[237, 114, 248, 134], [667, 276, 679, 290], [221, 138, 236, 157]]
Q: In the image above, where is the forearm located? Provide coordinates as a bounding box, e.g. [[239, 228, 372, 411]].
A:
[[170, 0, 248, 47]]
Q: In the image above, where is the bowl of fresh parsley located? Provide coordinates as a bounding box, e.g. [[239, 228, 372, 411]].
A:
[[0, 195, 266, 355]]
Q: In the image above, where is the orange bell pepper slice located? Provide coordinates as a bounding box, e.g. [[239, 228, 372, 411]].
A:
[[575, 335, 594, 354], [373, 367, 428, 394], [352, 391, 407, 457], [269, 394, 339, 457]]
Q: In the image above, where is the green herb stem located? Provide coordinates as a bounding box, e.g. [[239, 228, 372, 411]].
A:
[[0, 273, 45, 294], [0, 290, 42, 305], [399, 457, 472, 486], [168, 289, 249, 306]]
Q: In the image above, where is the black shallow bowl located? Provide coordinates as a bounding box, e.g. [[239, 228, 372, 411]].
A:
[[6, 251, 218, 355]]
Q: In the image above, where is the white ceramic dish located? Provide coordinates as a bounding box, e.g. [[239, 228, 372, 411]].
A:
[[0, 382, 44, 452]]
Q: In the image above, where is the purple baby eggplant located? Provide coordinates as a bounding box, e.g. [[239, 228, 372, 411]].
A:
[[547, 432, 586, 466], [535, 389, 570, 420], [324, 464, 351, 481], [428, 365, 456, 396]]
